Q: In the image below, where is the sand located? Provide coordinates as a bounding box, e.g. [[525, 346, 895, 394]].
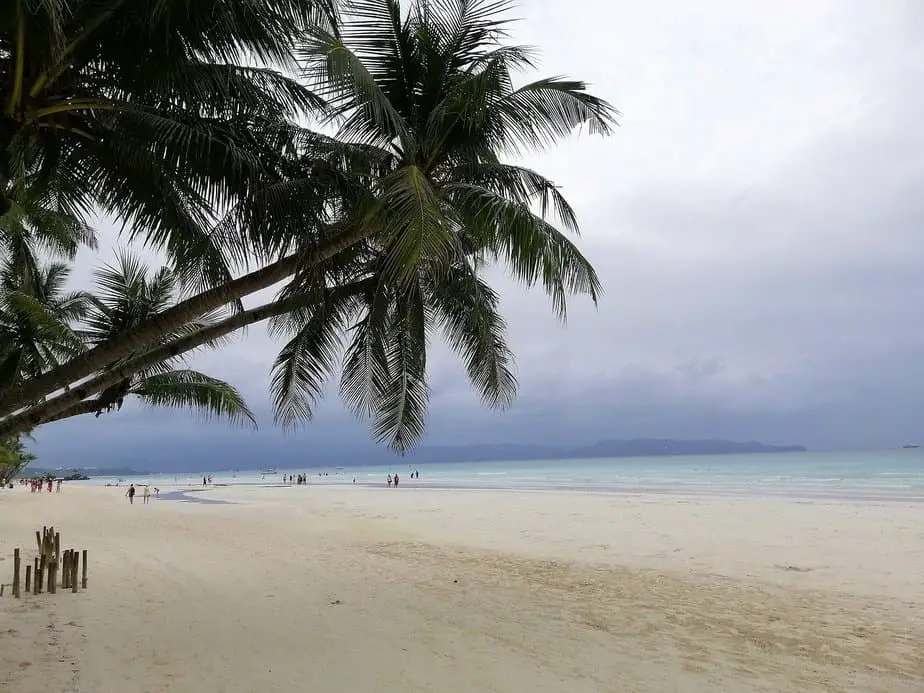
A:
[[1, 484, 922, 692]]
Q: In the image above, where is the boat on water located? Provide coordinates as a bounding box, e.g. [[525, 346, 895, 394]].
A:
[[902, 444, 920, 449], [261, 468, 278, 474]]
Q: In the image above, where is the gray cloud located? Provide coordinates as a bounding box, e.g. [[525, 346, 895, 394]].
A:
[[31, 0, 924, 464]]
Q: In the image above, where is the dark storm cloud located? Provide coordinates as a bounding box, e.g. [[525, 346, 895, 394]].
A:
[[31, 1, 924, 463]]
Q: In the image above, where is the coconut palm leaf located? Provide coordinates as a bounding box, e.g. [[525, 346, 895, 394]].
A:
[[82, 251, 235, 364], [128, 369, 256, 427], [1, 0, 336, 283], [0, 259, 90, 389], [424, 258, 516, 409]]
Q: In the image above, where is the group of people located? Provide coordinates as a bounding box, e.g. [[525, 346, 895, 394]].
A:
[[386, 470, 419, 487], [287, 474, 309, 485], [25, 477, 61, 493], [125, 484, 159, 504]]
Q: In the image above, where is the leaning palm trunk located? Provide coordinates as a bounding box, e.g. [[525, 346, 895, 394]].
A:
[[0, 281, 370, 436], [0, 223, 373, 418], [39, 399, 99, 424]]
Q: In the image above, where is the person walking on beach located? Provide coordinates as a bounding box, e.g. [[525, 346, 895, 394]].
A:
[[127, 484, 136, 504], [142, 485, 151, 504], [387, 474, 393, 487], [394, 473, 400, 487]]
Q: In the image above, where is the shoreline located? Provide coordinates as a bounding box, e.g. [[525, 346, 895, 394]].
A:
[[79, 477, 924, 504], [2, 485, 922, 691]]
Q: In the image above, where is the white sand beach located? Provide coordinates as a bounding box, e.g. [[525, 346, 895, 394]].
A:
[[1, 484, 923, 692]]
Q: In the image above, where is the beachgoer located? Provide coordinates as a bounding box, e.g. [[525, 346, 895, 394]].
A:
[[127, 484, 136, 504], [394, 473, 400, 487], [143, 486, 151, 504], [387, 474, 392, 487]]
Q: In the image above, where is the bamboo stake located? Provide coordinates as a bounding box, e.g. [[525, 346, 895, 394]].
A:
[[37, 555, 44, 594], [48, 557, 57, 594], [62, 550, 70, 589], [81, 550, 87, 589], [32, 557, 38, 595], [71, 553, 78, 594], [12, 549, 20, 598], [25, 565, 31, 593]]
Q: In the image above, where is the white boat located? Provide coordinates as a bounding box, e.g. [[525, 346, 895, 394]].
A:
[[261, 468, 277, 475]]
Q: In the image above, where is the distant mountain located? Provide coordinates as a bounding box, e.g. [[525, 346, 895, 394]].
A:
[[567, 438, 805, 458], [399, 438, 805, 465]]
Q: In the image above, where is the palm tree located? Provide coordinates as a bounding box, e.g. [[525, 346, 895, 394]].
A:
[[0, 0, 617, 444], [264, 0, 617, 449], [0, 0, 332, 279], [39, 253, 255, 426], [0, 431, 35, 481], [0, 259, 89, 389], [0, 0, 342, 414]]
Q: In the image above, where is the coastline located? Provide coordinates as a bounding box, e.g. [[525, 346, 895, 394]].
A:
[[2, 485, 922, 691]]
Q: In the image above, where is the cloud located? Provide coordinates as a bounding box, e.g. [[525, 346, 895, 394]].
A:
[[30, 0, 924, 465]]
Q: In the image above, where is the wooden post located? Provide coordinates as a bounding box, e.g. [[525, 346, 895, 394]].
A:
[[81, 550, 87, 589], [54, 532, 60, 566], [32, 558, 38, 595], [48, 558, 57, 594], [71, 553, 78, 594], [35, 531, 42, 553], [12, 548, 20, 598], [37, 555, 45, 594], [25, 565, 31, 593], [62, 550, 70, 589]]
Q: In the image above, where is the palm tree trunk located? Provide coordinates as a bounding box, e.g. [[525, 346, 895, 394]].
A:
[[40, 399, 101, 424], [0, 222, 374, 418], [0, 279, 372, 437]]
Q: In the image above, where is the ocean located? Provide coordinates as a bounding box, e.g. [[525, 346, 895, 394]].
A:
[[81, 448, 924, 502]]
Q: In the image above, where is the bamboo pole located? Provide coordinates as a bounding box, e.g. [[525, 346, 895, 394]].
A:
[[32, 557, 38, 595], [71, 553, 78, 594], [35, 531, 41, 553], [62, 550, 70, 589], [37, 555, 44, 594], [25, 565, 31, 593], [12, 548, 20, 598], [81, 550, 87, 589]]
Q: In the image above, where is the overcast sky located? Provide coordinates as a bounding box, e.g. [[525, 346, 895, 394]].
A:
[[32, 0, 924, 465]]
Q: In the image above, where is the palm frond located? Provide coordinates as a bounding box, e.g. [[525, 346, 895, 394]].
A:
[[130, 369, 256, 427], [370, 281, 430, 452], [446, 182, 602, 318], [424, 259, 516, 408]]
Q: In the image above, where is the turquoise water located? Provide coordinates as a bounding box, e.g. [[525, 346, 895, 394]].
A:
[[83, 449, 924, 502]]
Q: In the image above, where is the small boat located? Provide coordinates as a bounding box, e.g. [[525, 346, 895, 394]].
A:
[[261, 468, 278, 474], [902, 444, 920, 449]]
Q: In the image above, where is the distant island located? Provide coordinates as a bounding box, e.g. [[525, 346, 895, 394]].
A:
[[30, 438, 805, 476], [397, 438, 806, 465], [29, 466, 152, 479]]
